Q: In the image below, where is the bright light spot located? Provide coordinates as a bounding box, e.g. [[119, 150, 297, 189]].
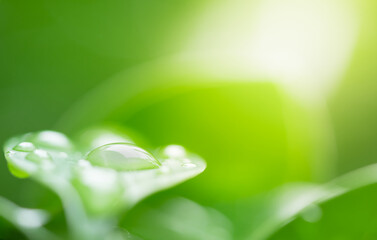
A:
[[183, 0, 359, 102]]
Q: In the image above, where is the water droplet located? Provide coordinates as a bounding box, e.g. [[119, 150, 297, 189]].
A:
[[86, 143, 161, 171], [32, 131, 72, 151], [26, 149, 51, 163], [13, 142, 35, 152], [301, 204, 322, 223], [163, 145, 186, 158], [182, 163, 196, 168]]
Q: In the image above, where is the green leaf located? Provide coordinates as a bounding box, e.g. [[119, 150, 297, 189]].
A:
[[3, 127, 206, 239], [122, 196, 233, 240], [244, 164, 377, 240]]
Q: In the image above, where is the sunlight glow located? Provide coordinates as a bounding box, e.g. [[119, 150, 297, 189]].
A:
[[184, 0, 359, 101]]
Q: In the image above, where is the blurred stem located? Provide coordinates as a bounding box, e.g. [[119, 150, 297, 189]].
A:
[[39, 175, 116, 240]]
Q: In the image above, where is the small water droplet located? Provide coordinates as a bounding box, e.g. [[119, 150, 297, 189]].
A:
[[13, 142, 35, 152], [163, 145, 186, 158], [26, 149, 51, 163], [32, 131, 72, 151], [182, 163, 196, 168], [301, 204, 322, 223], [86, 143, 161, 171]]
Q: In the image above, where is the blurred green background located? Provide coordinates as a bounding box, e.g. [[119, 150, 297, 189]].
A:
[[1, 0, 377, 239]]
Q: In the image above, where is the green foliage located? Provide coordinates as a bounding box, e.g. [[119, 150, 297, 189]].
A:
[[58, 61, 329, 203], [2, 0, 377, 239], [123, 196, 233, 240], [267, 164, 377, 239]]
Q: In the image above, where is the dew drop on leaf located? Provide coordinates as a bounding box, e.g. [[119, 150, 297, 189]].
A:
[[32, 131, 73, 151], [26, 149, 51, 163], [13, 142, 35, 152], [86, 143, 161, 171], [301, 204, 322, 223], [163, 145, 187, 158]]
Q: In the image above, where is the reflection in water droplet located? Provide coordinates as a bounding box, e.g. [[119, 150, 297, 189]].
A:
[[86, 143, 161, 171], [32, 131, 72, 151], [13, 142, 35, 152], [163, 145, 186, 158], [26, 149, 51, 163], [182, 163, 196, 168]]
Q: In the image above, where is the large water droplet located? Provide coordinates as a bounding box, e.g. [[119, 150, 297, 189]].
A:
[[86, 143, 161, 171], [31, 131, 73, 151], [13, 142, 35, 152]]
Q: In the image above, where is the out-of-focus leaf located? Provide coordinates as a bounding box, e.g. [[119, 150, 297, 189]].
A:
[[328, 0, 377, 175], [122, 196, 233, 240], [45, 0, 205, 58], [243, 164, 377, 239]]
